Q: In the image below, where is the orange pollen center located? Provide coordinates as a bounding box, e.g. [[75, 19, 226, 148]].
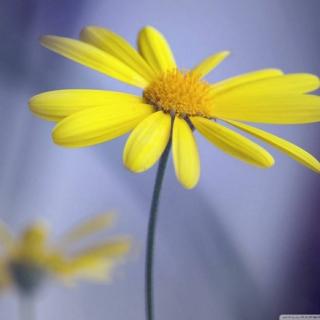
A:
[[143, 69, 214, 117]]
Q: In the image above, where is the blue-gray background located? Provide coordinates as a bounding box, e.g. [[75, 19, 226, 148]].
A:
[[0, 0, 320, 319]]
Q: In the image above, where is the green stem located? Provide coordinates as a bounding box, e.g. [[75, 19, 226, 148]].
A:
[[145, 140, 171, 320], [19, 294, 35, 320]]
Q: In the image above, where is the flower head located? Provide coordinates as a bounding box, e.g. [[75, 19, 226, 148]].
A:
[[29, 26, 320, 189], [0, 214, 130, 295]]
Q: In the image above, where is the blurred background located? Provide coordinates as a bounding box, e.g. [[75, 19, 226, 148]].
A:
[[0, 0, 320, 319]]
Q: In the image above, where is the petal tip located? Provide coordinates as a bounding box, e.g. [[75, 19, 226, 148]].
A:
[[28, 96, 35, 109], [139, 25, 160, 38], [79, 25, 100, 38], [180, 180, 198, 190], [222, 50, 231, 57], [28, 95, 42, 116], [40, 35, 53, 47], [52, 126, 66, 147], [261, 155, 275, 168], [81, 24, 97, 31], [311, 161, 320, 173], [140, 25, 156, 31], [123, 156, 147, 174]]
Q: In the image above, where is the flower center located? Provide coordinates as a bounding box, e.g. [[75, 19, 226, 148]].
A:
[[9, 261, 46, 294], [143, 69, 214, 117]]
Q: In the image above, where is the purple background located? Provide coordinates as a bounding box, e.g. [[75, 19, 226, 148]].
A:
[[0, 0, 320, 319]]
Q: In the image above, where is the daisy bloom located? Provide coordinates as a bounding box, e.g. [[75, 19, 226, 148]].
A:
[[29, 26, 320, 189], [0, 214, 130, 295]]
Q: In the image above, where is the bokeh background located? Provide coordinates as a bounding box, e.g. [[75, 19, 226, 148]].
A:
[[0, 0, 320, 319]]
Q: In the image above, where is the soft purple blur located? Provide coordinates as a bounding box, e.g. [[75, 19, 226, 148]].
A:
[[0, 0, 320, 319]]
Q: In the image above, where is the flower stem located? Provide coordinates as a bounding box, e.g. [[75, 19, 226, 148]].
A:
[[145, 140, 171, 320], [19, 294, 35, 320]]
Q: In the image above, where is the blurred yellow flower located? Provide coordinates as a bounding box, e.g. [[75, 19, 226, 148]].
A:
[[29, 26, 320, 189], [0, 214, 130, 294]]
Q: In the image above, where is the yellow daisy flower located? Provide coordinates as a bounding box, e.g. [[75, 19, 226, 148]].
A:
[[29, 26, 320, 189], [0, 214, 130, 294]]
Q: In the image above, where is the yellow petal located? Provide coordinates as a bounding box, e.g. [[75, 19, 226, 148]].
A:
[[29, 90, 142, 122], [80, 26, 156, 82], [0, 221, 14, 251], [214, 73, 319, 96], [79, 260, 114, 282], [52, 103, 154, 148], [52, 254, 114, 282], [76, 238, 131, 259], [226, 120, 320, 173], [69, 259, 114, 282], [172, 117, 200, 189], [41, 35, 149, 88], [49, 237, 130, 282], [192, 51, 230, 78], [16, 222, 50, 263], [21, 222, 49, 247], [191, 117, 274, 168], [212, 69, 284, 95], [137, 26, 176, 73], [212, 94, 320, 124], [123, 111, 171, 173], [59, 213, 115, 247]]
